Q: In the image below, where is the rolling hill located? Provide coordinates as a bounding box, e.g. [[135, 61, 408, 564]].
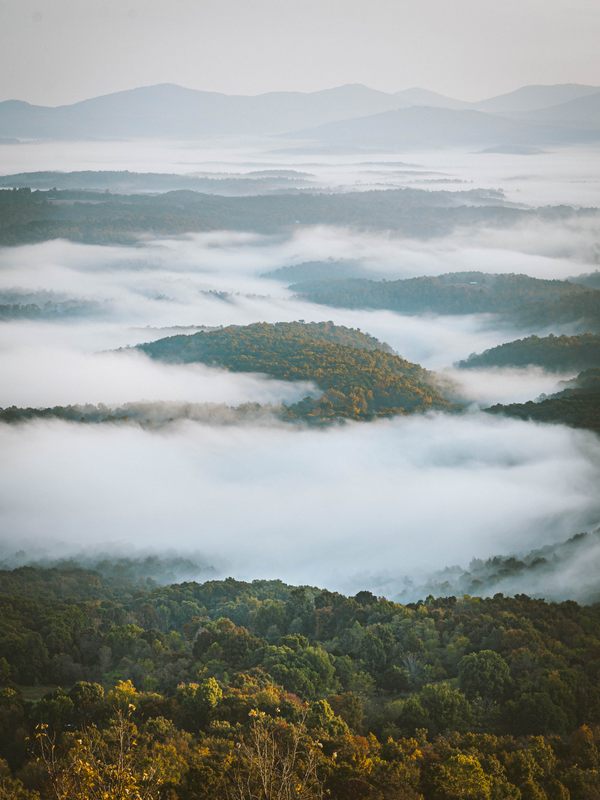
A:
[[135, 321, 450, 421]]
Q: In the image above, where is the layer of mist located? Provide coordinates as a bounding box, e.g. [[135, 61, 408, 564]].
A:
[[0, 413, 598, 595], [3, 139, 600, 206]]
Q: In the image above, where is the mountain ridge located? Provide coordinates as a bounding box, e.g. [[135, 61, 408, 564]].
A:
[[2, 81, 599, 141]]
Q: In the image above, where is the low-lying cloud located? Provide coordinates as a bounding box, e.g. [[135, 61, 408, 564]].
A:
[[1, 413, 598, 595]]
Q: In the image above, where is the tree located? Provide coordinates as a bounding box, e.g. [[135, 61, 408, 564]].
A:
[[35, 708, 184, 800], [458, 651, 511, 702], [430, 754, 492, 800], [226, 710, 323, 800]]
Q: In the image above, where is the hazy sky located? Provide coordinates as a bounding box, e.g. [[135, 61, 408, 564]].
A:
[[1, 0, 599, 105]]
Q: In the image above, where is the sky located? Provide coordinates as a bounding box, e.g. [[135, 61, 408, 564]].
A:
[[0, 0, 599, 105]]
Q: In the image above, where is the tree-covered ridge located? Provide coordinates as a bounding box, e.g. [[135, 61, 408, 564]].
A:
[[136, 321, 450, 420], [487, 368, 600, 433], [1, 567, 600, 798], [457, 332, 600, 371], [293, 272, 600, 330], [0, 186, 596, 245]]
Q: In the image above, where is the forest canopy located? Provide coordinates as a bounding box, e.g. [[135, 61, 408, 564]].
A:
[[1, 564, 600, 798]]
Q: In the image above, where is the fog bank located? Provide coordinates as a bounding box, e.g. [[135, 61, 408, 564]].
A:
[[1, 413, 598, 594]]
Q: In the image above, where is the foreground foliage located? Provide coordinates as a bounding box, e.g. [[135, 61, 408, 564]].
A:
[[1, 566, 600, 797]]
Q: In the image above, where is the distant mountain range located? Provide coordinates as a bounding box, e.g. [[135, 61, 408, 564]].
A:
[[1, 82, 599, 145], [294, 91, 600, 149]]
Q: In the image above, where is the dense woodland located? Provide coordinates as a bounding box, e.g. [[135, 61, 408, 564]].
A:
[[457, 334, 600, 372], [1, 564, 600, 798], [0, 187, 595, 245], [293, 273, 600, 331], [137, 322, 449, 420], [487, 369, 600, 434]]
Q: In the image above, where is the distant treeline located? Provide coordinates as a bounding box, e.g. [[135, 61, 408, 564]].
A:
[[0, 169, 315, 196], [0, 300, 98, 321], [0, 401, 279, 428], [0, 186, 595, 245], [293, 271, 600, 330]]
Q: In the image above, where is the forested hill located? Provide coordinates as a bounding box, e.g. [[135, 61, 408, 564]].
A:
[[293, 271, 600, 330], [1, 565, 600, 798], [487, 368, 600, 433], [136, 321, 450, 420], [0, 186, 596, 245], [457, 332, 600, 371]]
